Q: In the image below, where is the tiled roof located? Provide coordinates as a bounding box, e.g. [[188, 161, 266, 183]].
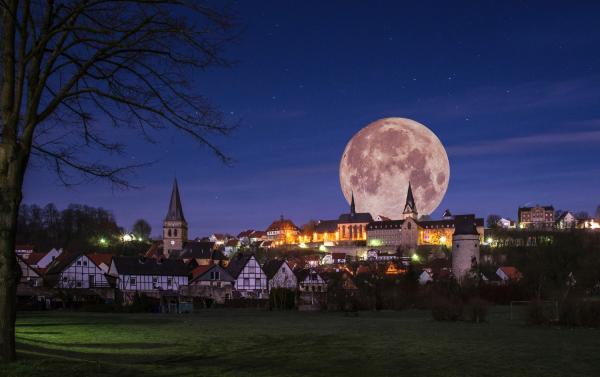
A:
[[338, 212, 373, 224], [266, 218, 299, 232], [26, 252, 47, 265], [190, 264, 234, 283], [112, 257, 189, 276], [87, 252, 113, 268], [227, 254, 254, 278]]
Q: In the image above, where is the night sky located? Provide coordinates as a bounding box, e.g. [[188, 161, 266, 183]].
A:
[[22, 1, 600, 237]]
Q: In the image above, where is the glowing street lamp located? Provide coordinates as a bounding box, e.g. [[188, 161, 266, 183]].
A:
[[411, 253, 420, 262]]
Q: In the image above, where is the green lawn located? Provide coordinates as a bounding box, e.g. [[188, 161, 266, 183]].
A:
[[3, 308, 599, 377]]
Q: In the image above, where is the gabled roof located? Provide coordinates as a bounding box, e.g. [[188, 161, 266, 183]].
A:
[[227, 254, 255, 278], [338, 212, 373, 224], [165, 179, 186, 222], [266, 217, 299, 232], [497, 266, 523, 281], [16, 254, 43, 277], [190, 264, 234, 283], [45, 252, 84, 275], [112, 257, 189, 276], [295, 268, 324, 282], [262, 260, 286, 279], [26, 252, 48, 265], [87, 252, 112, 267], [179, 241, 225, 260]]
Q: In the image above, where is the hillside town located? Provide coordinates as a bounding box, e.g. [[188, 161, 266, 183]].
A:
[[14, 179, 600, 313]]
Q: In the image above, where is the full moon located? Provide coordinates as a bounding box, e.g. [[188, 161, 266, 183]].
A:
[[339, 117, 450, 219]]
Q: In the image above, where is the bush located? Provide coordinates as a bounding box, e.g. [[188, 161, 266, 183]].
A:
[[463, 297, 489, 323], [526, 300, 550, 325], [431, 295, 462, 321], [559, 299, 600, 327]]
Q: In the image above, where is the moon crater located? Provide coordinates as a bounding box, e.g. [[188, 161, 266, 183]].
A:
[[339, 117, 450, 218]]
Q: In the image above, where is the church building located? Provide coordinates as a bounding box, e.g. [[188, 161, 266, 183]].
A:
[[163, 179, 188, 254], [337, 192, 373, 241]]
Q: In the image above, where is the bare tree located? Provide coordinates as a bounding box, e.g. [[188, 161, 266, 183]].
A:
[[0, 0, 237, 361]]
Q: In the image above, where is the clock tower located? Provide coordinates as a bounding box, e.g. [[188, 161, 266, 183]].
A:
[[163, 179, 188, 256]]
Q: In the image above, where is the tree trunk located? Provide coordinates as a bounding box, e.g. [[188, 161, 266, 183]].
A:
[[0, 185, 20, 362], [0, 149, 25, 362]]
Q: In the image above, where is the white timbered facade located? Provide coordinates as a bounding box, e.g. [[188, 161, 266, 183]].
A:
[[264, 260, 297, 291], [56, 255, 110, 289], [109, 257, 188, 292], [17, 255, 43, 287], [227, 255, 268, 299]]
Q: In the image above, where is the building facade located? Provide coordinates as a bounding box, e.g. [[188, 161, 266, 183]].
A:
[[337, 193, 373, 241], [518, 205, 555, 230]]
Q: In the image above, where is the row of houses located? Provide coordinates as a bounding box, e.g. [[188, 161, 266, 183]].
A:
[[498, 206, 600, 230]]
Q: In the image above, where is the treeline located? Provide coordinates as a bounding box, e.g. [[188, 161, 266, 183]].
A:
[[17, 203, 122, 252]]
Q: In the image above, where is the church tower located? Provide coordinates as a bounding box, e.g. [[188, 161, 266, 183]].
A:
[[402, 182, 418, 219], [350, 191, 356, 216], [163, 179, 188, 255]]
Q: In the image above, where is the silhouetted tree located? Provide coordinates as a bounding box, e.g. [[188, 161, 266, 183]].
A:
[[132, 219, 152, 240], [486, 214, 501, 228], [0, 1, 237, 361]]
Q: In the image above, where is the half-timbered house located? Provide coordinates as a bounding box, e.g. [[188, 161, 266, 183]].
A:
[[262, 260, 297, 291], [47, 253, 111, 289], [226, 254, 268, 299], [109, 256, 189, 292]]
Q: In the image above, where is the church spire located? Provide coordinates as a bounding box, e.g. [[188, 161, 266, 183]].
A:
[[350, 191, 356, 216], [403, 181, 418, 219], [165, 178, 186, 222]]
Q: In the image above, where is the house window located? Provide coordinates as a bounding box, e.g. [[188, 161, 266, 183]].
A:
[[255, 278, 261, 287], [76, 281, 82, 288], [130, 277, 137, 286], [243, 278, 249, 286], [174, 229, 178, 236], [62, 276, 68, 282], [83, 260, 88, 266], [210, 271, 220, 280], [76, 260, 82, 266], [167, 278, 172, 287]]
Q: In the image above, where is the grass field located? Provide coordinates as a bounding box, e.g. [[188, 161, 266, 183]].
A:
[[3, 308, 599, 377]]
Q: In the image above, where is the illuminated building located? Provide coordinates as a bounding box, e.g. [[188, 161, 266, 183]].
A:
[[337, 192, 373, 241], [299, 220, 339, 244], [518, 205, 555, 230], [366, 186, 484, 249], [265, 216, 300, 245]]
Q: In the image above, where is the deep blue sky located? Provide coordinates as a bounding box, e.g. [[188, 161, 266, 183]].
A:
[[23, 1, 600, 237]]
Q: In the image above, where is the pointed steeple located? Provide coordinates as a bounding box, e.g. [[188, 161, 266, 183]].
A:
[[350, 191, 356, 216], [165, 179, 186, 222], [403, 182, 418, 219]]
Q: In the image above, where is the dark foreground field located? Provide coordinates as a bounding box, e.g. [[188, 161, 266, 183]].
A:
[[3, 308, 599, 377]]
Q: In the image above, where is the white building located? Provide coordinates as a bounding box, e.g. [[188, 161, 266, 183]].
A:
[[25, 248, 63, 269], [109, 257, 188, 292], [497, 218, 516, 229], [48, 254, 111, 289], [263, 260, 297, 291], [226, 254, 268, 299]]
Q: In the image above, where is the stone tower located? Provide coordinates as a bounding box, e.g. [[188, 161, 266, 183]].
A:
[[402, 182, 418, 220], [350, 191, 356, 216], [163, 179, 188, 256], [452, 214, 480, 282]]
